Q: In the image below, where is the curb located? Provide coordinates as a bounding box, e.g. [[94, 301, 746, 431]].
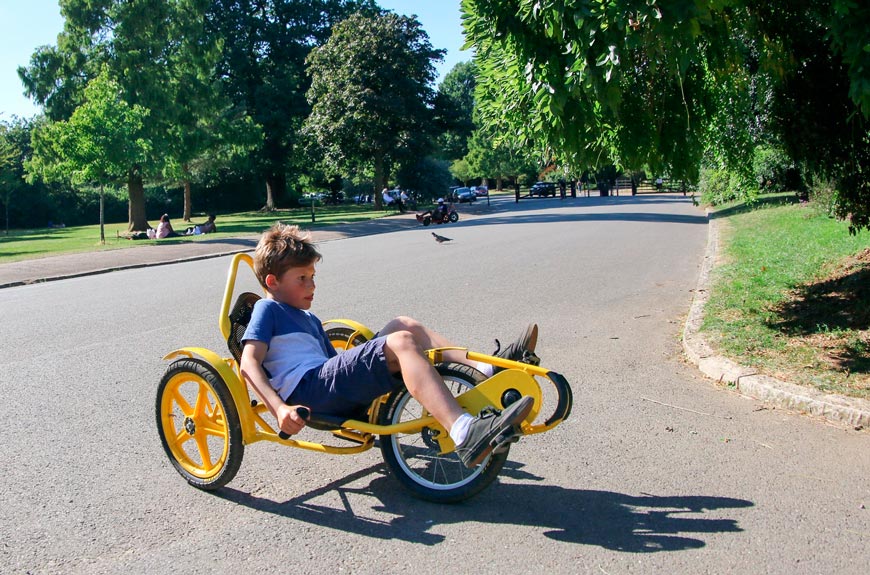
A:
[[0, 206, 490, 289], [0, 247, 254, 289], [682, 216, 870, 429]]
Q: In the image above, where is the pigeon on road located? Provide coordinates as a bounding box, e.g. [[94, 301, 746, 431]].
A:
[[432, 232, 452, 244]]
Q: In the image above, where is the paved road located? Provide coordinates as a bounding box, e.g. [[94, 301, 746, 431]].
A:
[[1, 194, 867, 574]]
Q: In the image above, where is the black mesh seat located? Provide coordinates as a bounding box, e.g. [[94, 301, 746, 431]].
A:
[[227, 292, 261, 363], [226, 291, 368, 432]]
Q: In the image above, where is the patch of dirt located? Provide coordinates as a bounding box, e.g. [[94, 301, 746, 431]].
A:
[[769, 248, 870, 393]]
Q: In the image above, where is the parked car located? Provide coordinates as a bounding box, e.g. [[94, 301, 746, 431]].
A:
[[475, 185, 489, 197], [298, 192, 325, 206], [454, 187, 477, 203], [530, 181, 557, 197]]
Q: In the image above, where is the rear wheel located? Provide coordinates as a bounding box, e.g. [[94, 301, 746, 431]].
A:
[[156, 358, 243, 490], [325, 326, 370, 351], [379, 363, 507, 503]]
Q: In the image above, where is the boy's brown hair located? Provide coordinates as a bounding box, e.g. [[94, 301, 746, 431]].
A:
[[253, 223, 322, 288]]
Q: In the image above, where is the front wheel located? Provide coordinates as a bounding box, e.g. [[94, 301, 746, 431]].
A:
[[379, 363, 507, 503], [448, 211, 459, 223], [156, 358, 244, 490]]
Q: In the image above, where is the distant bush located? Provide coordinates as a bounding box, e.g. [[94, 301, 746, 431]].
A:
[[753, 145, 804, 194], [699, 167, 742, 205], [808, 178, 839, 218]]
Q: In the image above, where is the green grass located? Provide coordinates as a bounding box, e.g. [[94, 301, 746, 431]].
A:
[[702, 196, 870, 398], [0, 204, 392, 264]]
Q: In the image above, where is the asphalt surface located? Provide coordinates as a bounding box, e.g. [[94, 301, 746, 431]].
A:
[[1, 196, 867, 428], [1, 193, 868, 573]]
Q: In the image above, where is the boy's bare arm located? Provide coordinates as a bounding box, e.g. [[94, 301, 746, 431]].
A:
[[239, 340, 307, 435]]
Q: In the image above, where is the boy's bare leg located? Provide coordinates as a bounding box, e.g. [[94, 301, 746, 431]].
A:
[[379, 316, 472, 366], [382, 330, 465, 430], [381, 325, 536, 469]]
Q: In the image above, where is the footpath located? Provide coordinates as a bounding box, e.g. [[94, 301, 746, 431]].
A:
[[2, 203, 868, 429]]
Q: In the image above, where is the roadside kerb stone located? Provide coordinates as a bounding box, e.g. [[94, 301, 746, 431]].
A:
[[682, 214, 870, 429], [0, 206, 489, 289]]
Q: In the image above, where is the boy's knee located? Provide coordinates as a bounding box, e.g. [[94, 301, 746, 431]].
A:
[[394, 316, 423, 333], [385, 330, 415, 352], [382, 315, 422, 335]]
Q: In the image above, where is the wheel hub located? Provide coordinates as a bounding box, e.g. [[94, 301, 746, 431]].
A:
[[184, 416, 196, 436]]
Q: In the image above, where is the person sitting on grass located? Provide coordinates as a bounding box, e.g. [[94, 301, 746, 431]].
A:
[[239, 223, 539, 468], [185, 214, 217, 235], [156, 214, 180, 239]]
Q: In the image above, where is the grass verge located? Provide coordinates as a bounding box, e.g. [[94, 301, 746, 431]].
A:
[[702, 196, 870, 399], [0, 204, 393, 264]]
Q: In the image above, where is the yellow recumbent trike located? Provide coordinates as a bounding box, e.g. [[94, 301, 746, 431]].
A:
[[156, 253, 573, 503]]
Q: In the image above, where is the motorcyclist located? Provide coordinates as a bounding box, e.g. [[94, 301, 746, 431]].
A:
[[436, 198, 448, 220]]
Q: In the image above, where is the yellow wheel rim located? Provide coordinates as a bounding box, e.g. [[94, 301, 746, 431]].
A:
[[330, 336, 356, 351], [160, 372, 230, 480]]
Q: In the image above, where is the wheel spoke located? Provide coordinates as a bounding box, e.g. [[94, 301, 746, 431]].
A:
[[198, 406, 228, 437], [194, 382, 214, 418], [171, 387, 193, 416], [194, 432, 214, 471]]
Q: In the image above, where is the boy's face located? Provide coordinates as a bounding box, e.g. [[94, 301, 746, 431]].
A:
[[266, 263, 317, 310]]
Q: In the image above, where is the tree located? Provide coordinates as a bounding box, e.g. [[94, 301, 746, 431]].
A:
[[0, 124, 21, 235], [749, 0, 870, 232], [449, 158, 473, 185], [461, 0, 870, 231], [434, 61, 477, 161], [27, 72, 150, 244], [304, 11, 443, 207], [208, 0, 377, 211], [465, 125, 538, 190], [19, 0, 226, 231]]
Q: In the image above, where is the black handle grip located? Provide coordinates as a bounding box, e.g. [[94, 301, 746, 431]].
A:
[[278, 407, 310, 440]]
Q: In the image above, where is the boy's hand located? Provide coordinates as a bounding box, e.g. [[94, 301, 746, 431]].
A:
[[276, 404, 308, 435]]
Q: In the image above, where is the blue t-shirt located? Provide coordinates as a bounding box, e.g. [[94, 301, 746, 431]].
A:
[[242, 299, 337, 401]]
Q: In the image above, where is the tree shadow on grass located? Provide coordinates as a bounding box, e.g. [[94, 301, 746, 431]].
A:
[[708, 193, 799, 219], [216, 461, 752, 552], [768, 251, 870, 374]]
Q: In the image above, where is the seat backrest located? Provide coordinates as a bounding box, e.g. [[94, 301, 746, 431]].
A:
[[227, 292, 261, 363]]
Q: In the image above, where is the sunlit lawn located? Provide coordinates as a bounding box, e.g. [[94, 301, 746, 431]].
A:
[[702, 195, 870, 398], [0, 204, 392, 264]]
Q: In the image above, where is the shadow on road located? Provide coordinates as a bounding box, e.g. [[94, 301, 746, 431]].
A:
[[216, 461, 752, 552], [381, 195, 708, 237]]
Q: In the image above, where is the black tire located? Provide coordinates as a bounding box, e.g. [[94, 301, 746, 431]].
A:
[[325, 326, 370, 351], [156, 358, 244, 490], [422, 216, 431, 226], [379, 362, 508, 503], [448, 211, 459, 223]]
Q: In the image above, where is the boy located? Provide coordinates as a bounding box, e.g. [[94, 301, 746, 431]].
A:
[[239, 223, 538, 468]]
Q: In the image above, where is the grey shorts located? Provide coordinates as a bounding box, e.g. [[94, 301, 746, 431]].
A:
[[287, 336, 402, 416]]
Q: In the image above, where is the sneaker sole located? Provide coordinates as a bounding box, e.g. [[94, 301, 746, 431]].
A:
[[464, 400, 533, 467]]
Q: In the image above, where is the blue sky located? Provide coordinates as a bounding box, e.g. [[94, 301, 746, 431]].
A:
[[0, 0, 471, 121]]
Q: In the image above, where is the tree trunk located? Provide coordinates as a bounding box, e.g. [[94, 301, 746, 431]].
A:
[[373, 152, 385, 209], [99, 184, 105, 245], [127, 169, 150, 232], [263, 172, 285, 212], [264, 180, 276, 211], [183, 164, 192, 221]]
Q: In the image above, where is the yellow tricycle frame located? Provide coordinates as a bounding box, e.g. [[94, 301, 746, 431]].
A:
[[157, 252, 573, 500]]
